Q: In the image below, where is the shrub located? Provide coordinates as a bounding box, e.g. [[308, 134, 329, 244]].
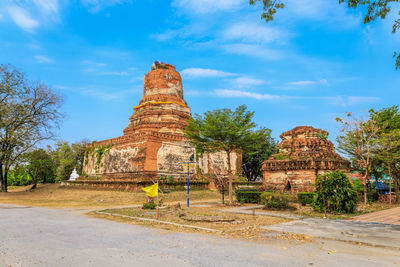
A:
[[142, 203, 156, 210], [261, 192, 290, 210], [368, 190, 379, 203], [297, 192, 315, 206], [235, 189, 262, 204], [312, 171, 358, 214]]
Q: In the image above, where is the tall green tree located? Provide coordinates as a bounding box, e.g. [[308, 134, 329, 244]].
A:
[[25, 148, 57, 189], [370, 106, 400, 202], [250, 0, 400, 69], [51, 140, 89, 181], [185, 105, 271, 204], [242, 132, 277, 181], [0, 64, 63, 192], [336, 113, 380, 204]]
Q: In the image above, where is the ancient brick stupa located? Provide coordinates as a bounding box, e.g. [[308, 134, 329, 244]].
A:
[[82, 62, 238, 180], [261, 126, 351, 192]]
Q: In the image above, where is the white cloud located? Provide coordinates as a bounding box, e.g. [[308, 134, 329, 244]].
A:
[[7, 5, 39, 32], [322, 96, 380, 106], [98, 71, 129, 76], [223, 43, 283, 60], [32, 0, 59, 21], [287, 79, 328, 86], [81, 0, 131, 13], [34, 55, 53, 63], [284, 0, 361, 28], [81, 60, 107, 67], [223, 22, 289, 44], [181, 68, 236, 78], [172, 0, 246, 14], [230, 77, 264, 88], [215, 89, 284, 100]]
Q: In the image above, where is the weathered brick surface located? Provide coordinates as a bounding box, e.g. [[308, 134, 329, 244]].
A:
[[262, 126, 351, 192], [82, 62, 239, 180]]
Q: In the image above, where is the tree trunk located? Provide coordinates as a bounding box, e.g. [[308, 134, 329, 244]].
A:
[[394, 172, 399, 203], [0, 162, 3, 192], [28, 171, 37, 190], [388, 164, 392, 205], [3, 166, 8, 192], [226, 150, 233, 205], [222, 187, 225, 204], [363, 171, 368, 205]]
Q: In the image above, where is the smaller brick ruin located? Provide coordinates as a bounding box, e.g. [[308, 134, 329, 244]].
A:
[[262, 126, 351, 192]]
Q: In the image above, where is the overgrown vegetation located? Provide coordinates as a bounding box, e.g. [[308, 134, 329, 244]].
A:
[[261, 192, 292, 210], [234, 189, 262, 204], [297, 192, 315, 206], [312, 172, 358, 214]]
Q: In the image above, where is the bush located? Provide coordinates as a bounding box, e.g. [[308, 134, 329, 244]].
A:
[[235, 189, 262, 203], [368, 190, 379, 203], [261, 192, 290, 210], [312, 171, 358, 214], [297, 192, 315, 206], [142, 203, 156, 210]]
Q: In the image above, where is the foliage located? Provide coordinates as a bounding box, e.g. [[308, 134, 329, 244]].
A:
[[273, 153, 287, 160], [312, 172, 358, 214], [297, 192, 315, 206], [250, 1, 400, 69], [317, 132, 328, 141], [185, 105, 270, 204], [234, 189, 262, 204], [142, 202, 156, 210], [0, 64, 63, 192], [261, 192, 290, 210], [249, 0, 284, 22], [25, 148, 57, 189], [353, 179, 379, 203], [242, 131, 277, 181], [336, 113, 380, 204], [369, 106, 400, 203], [7, 165, 31, 186], [51, 140, 89, 181]]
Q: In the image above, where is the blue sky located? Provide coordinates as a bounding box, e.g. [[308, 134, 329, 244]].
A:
[[0, 0, 399, 145]]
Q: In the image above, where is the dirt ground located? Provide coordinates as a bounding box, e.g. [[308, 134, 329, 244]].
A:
[[90, 204, 313, 242], [0, 184, 220, 209]]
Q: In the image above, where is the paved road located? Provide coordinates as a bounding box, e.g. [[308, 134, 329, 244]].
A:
[[263, 217, 400, 249], [0, 204, 399, 267], [352, 207, 400, 225]]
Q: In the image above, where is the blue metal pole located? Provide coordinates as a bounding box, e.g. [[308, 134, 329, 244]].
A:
[[187, 163, 190, 208]]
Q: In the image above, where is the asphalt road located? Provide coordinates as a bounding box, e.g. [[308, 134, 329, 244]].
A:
[[0, 204, 399, 267]]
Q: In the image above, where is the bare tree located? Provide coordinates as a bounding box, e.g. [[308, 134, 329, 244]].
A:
[[0, 64, 63, 192], [336, 113, 380, 205]]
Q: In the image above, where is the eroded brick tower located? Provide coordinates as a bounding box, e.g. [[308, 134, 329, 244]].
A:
[[82, 62, 239, 180], [261, 126, 351, 192]]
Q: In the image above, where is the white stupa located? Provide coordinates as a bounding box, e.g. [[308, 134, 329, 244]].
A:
[[69, 168, 79, 181]]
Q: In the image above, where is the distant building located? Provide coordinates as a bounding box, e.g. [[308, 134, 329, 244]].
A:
[[262, 126, 351, 192]]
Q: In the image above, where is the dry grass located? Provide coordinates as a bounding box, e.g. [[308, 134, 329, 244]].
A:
[[89, 204, 310, 242], [0, 184, 220, 209]]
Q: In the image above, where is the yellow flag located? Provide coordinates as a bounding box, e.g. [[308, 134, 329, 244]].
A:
[[142, 183, 158, 198]]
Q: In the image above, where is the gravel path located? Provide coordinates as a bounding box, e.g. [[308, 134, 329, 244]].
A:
[[0, 204, 399, 267]]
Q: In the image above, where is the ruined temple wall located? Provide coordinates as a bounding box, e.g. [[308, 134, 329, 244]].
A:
[[82, 140, 239, 180], [263, 168, 353, 192], [263, 169, 317, 192]]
